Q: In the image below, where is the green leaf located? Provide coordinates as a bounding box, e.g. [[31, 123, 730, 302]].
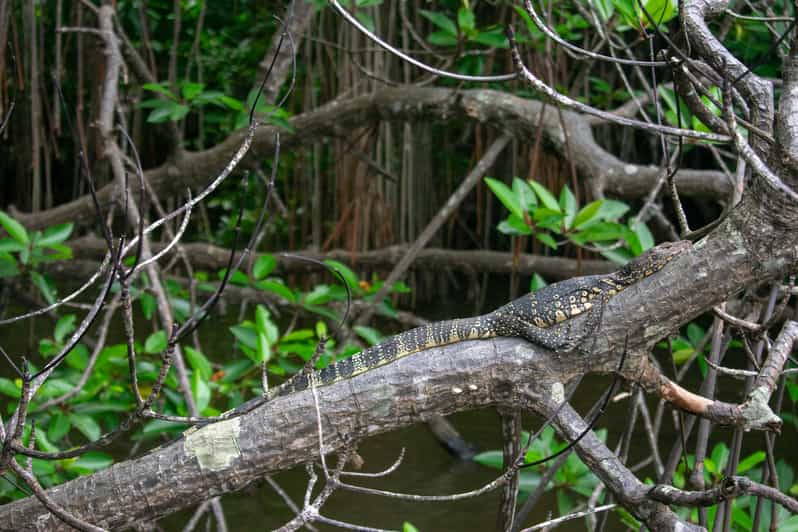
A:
[[530, 273, 548, 292], [219, 95, 244, 111], [141, 83, 177, 99], [470, 27, 508, 48], [54, 314, 77, 344], [473, 450, 504, 469], [427, 31, 458, 46], [457, 7, 475, 33], [30, 271, 56, 304], [631, 221, 655, 252], [217, 268, 250, 286], [256, 331, 271, 363], [601, 247, 633, 265], [253, 254, 277, 280], [777, 515, 798, 532], [184, 346, 212, 380], [282, 329, 316, 342], [0, 377, 20, 398], [528, 181, 561, 212], [191, 371, 211, 412], [68, 413, 101, 441], [598, 199, 630, 220], [38, 223, 73, 247], [354, 325, 382, 346], [0, 238, 25, 253], [316, 320, 328, 339], [575, 222, 626, 243], [485, 177, 524, 219], [512, 177, 537, 210], [254, 306, 279, 344], [180, 82, 205, 101], [169, 104, 190, 121], [403, 522, 420, 532], [573, 200, 604, 229], [419, 9, 457, 35], [324, 259, 360, 291], [34, 430, 60, 453], [0, 251, 19, 278], [139, 292, 156, 320], [69, 451, 114, 472], [536, 233, 558, 250], [304, 285, 332, 305], [736, 451, 766, 473], [255, 280, 296, 302], [559, 185, 577, 228], [147, 106, 178, 123], [642, 0, 677, 26], [230, 325, 258, 350], [47, 413, 71, 442], [0, 211, 30, 245], [497, 214, 532, 236], [686, 323, 706, 347], [144, 330, 168, 354], [710, 442, 729, 473]]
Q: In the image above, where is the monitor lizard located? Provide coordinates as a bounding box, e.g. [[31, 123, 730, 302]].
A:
[[218, 240, 689, 418]]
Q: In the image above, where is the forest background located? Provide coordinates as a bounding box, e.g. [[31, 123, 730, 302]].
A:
[[0, 0, 796, 531]]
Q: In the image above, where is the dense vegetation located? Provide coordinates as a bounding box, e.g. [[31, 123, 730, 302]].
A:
[[0, 0, 797, 530]]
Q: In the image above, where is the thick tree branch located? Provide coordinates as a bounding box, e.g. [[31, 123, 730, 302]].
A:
[[4, 183, 798, 529], [10, 88, 731, 230]]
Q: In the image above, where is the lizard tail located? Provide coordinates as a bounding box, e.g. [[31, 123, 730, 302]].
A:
[[271, 316, 495, 398]]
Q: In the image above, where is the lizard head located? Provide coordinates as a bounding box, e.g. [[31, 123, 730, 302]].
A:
[[615, 240, 690, 286]]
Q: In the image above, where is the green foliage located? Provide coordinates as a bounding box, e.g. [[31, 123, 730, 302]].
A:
[[474, 426, 604, 511], [0, 212, 73, 302], [666, 446, 797, 530], [420, 7, 508, 49], [484, 177, 649, 262]]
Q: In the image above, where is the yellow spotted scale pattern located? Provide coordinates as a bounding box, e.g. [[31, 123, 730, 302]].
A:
[[271, 241, 689, 400]]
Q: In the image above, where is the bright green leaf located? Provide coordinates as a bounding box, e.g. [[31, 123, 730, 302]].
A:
[[528, 181, 561, 212], [230, 325, 258, 350], [144, 330, 168, 354], [0, 377, 21, 398], [38, 223, 73, 247], [180, 82, 205, 101], [0, 211, 30, 245], [142, 83, 177, 99], [736, 451, 766, 473], [256, 331, 271, 363], [184, 346, 212, 380], [70, 451, 114, 472], [536, 233, 558, 250], [47, 413, 71, 442], [191, 371, 211, 412], [354, 325, 382, 346], [68, 413, 101, 441], [54, 314, 77, 344], [458, 7, 475, 33], [139, 292, 156, 320], [559, 185, 577, 229], [530, 273, 547, 292], [255, 280, 296, 302], [324, 259, 360, 291], [253, 254, 277, 280], [573, 200, 604, 229], [419, 9, 457, 35], [512, 177, 537, 211], [30, 271, 56, 304], [485, 177, 524, 219]]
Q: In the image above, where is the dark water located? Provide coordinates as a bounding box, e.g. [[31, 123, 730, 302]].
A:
[[1, 290, 796, 531]]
